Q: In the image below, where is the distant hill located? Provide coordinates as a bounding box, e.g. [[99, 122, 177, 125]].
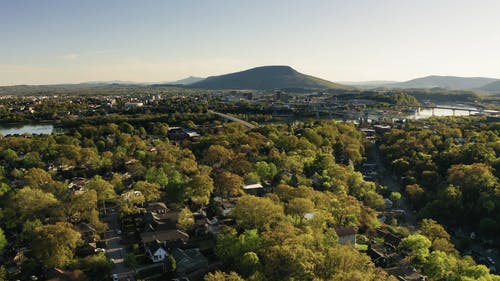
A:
[[388, 75, 498, 90], [166, 76, 204, 85], [480, 80, 500, 92], [188, 65, 349, 90]]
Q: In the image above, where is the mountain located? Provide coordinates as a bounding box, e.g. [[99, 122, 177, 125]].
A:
[[388, 75, 498, 90], [339, 80, 399, 86], [480, 80, 500, 92], [189, 65, 349, 90], [82, 80, 143, 85], [166, 76, 204, 85]]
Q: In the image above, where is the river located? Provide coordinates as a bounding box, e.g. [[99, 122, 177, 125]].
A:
[[0, 124, 54, 136]]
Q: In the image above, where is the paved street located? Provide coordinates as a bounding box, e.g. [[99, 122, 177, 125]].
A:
[[102, 210, 135, 281], [368, 143, 416, 230]]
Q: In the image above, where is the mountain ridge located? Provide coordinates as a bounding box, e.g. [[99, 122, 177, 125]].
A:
[[480, 80, 500, 92], [188, 65, 349, 90], [387, 75, 498, 90]]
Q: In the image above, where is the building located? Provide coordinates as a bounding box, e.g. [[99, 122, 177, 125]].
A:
[[243, 183, 265, 196], [124, 102, 144, 109], [171, 248, 208, 274], [145, 240, 168, 263], [334, 225, 357, 245]]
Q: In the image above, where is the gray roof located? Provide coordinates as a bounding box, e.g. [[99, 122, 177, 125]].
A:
[[140, 229, 189, 244], [171, 248, 208, 273]]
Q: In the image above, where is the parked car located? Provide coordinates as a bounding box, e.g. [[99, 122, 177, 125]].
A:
[[95, 248, 106, 253]]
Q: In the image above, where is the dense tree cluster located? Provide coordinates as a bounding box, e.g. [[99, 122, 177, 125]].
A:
[[380, 117, 500, 240], [0, 106, 497, 280]]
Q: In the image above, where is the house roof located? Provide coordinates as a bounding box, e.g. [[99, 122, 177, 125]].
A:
[[334, 225, 357, 237], [140, 229, 189, 244], [171, 248, 208, 273], [146, 240, 165, 255], [146, 202, 169, 213], [243, 183, 264, 190], [74, 222, 96, 234], [142, 210, 180, 231], [46, 268, 89, 281], [377, 229, 402, 247]]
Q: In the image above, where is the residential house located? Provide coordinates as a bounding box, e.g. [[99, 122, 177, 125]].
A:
[[243, 183, 266, 196], [193, 211, 208, 236], [377, 229, 402, 249], [46, 268, 89, 281], [168, 127, 201, 142], [74, 222, 96, 243], [146, 202, 169, 214], [171, 248, 208, 274], [140, 229, 189, 250], [68, 177, 86, 193], [140, 207, 190, 260], [334, 225, 357, 245], [367, 246, 389, 268], [145, 240, 168, 263]]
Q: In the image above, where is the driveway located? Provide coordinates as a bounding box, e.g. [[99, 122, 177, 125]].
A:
[[102, 210, 135, 281]]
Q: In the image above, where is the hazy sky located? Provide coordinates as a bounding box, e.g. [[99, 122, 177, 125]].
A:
[[1, 0, 500, 85]]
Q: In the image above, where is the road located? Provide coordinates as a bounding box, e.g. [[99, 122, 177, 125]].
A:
[[368, 143, 416, 230], [208, 110, 257, 129], [102, 211, 135, 281]]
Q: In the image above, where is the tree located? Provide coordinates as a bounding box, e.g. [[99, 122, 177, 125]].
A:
[[86, 175, 116, 214], [165, 254, 176, 273], [186, 171, 214, 206], [214, 171, 244, 197], [66, 189, 98, 223], [145, 166, 169, 187], [405, 184, 425, 207], [239, 229, 263, 253], [389, 192, 401, 207], [418, 219, 455, 253], [418, 219, 450, 243], [118, 190, 146, 215], [423, 250, 456, 280], [238, 251, 260, 277], [80, 253, 114, 281], [23, 168, 64, 194], [177, 207, 195, 232], [255, 161, 278, 182], [261, 243, 318, 281], [399, 234, 432, 266], [286, 197, 314, 223], [124, 253, 138, 270], [0, 266, 6, 281], [0, 228, 6, 254], [203, 145, 234, 168], [215, 227, 241, 264], [32, 222, 81, 268], [204, 271, 244, 281], [133, 181, 161, 202], [7, 187, 58, 224], [232, 195, 285, 231]]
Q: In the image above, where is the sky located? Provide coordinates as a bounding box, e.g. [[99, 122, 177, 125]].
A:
[[1, 0, 500, 85]]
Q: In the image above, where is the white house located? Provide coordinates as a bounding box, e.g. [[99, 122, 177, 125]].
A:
[[146, 241, 168, 263]]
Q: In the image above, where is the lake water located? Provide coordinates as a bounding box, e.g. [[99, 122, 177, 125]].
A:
[[0, 124, 54, 136]]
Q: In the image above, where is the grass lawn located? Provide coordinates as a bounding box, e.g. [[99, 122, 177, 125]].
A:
[[356, 244, 368, 251]]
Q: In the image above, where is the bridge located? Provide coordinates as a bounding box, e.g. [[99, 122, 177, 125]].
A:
[[208, 110, 257, 129], [411, 105, 499, 117]]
